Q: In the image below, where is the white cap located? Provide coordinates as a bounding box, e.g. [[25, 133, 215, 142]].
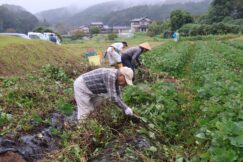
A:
[[119, 67, 133, 85]]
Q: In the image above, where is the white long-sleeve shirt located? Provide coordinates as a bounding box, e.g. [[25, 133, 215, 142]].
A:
[[111, 43, 124, 53]]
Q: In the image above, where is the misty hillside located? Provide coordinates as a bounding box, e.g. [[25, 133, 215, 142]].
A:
[[0, 4, 39, 33], [34, 0, 210, 28], [67, 1, 128, 26], [35, 6, 80, 25], [65, 0, 210, 27], [163, 0, 207, 4], [103, 0, 211, 26]]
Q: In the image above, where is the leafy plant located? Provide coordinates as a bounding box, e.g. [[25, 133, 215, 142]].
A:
[[0, 111, 11, 127], [107, 33, 118, 41], [41, 64, 68, 81], [58, 98, 74, 116]]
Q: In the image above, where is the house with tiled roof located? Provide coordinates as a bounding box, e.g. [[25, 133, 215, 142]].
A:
[[131, 17, 152, 32]]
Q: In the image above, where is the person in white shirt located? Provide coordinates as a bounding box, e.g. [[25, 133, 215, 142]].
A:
[[106, 42, 128, 68]]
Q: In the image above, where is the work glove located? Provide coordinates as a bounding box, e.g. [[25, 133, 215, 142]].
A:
[[125, 107, 133, 116]]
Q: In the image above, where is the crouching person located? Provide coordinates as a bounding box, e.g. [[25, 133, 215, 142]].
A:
[[74, 67, 134, 121]]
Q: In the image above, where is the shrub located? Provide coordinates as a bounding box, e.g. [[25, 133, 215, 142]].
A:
[[148, 21, 171, 37], [170, 10, 194, 31], [90, 26, 100, 35], [41, 64, 68, 81], [179, 23, 242, 36], [107, 33, 118, 41], [71, 31, 85, 40]]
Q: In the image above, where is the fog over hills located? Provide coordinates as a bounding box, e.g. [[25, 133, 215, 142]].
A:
[[0, 4, 39, 33], [35, 0, 209, 27], [0, 0, 210, 33], [35, 6, 81, 24]]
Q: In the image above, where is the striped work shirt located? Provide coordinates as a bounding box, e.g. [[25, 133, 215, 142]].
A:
[[123, 46, 143, 66], [82, 68, 128, 111]]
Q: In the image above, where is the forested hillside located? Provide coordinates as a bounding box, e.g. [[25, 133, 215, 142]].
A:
[[0, 4, 39, 33], [103, 0, 211, 26], [66, 1, 127, 26], [35, 6, 80, 25], [36, 0, 210, 27]]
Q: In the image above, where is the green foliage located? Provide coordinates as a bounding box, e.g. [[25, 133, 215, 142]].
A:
[[0, 111, 12, 127], [179, 23, 243, 36], [31, 112, 44, 124], [179, 34, 238, 41], [2, 77, 18, 88], [206, 0, 243, 23], [57, 98, 74, 116], [222, 17, 243, 26], [90, 26, 100, 35], [223, 39, 243, 50], [0, 35, 165, 161], [0, 67, 73, 134], [1, 34, 242, 161], [138, 38, 243, 161], [41, 64, 68, 81], [180, 0, 243, 36], [190, 41, 243, 161], [142, 41, 192, 77], [123, 84, 155, 106], [170, 10, 194, 31], [198, 0, 243, 25], [71, 30, 85, 40], [107, 33, 118, 41], [147, 21, 170, 37], [123, 80, 199, 156]]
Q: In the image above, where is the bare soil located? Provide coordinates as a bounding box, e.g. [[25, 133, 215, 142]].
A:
[[0, 152, 27, 162]]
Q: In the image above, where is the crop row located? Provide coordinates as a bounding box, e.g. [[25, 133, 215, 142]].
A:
[[137, 39, 242, 161], [142, 41, 192, 77], [191, 41, 243, 161]]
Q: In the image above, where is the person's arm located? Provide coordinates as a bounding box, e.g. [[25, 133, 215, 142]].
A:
[[136, 57, 141, 66], [112, 43, 123, 54], [112, 50, 122, 63], [105, 72, 129, 112], [131, 48, 142, 67], [117, 43, 124, 53]]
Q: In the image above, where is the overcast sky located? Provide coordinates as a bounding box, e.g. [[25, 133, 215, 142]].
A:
[[0, 0, 120, 13], [0, 0, 203, 13]]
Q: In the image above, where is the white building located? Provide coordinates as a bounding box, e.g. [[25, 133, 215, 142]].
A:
[[89, 22, 104, 29], [131, 17, 152, 32]]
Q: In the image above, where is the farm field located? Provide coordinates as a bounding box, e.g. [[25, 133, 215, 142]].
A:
[[0, 33, 162, 76], [0, 34, 242, 161]]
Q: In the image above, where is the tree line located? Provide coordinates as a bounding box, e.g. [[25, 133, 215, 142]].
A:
[[102, 0, 210, 26], [148, 0, 243, 37]]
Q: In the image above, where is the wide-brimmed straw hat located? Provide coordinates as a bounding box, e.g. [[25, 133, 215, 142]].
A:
[[139, 42, 152, 51]]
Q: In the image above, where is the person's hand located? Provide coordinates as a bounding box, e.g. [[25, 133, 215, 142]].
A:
[[125, 107, 133, 116]]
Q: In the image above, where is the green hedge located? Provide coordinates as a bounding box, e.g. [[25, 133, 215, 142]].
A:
[[179, 23, 243, 36]]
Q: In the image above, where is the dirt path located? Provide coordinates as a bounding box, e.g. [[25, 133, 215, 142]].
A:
[[229, 35, 243, 41]]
